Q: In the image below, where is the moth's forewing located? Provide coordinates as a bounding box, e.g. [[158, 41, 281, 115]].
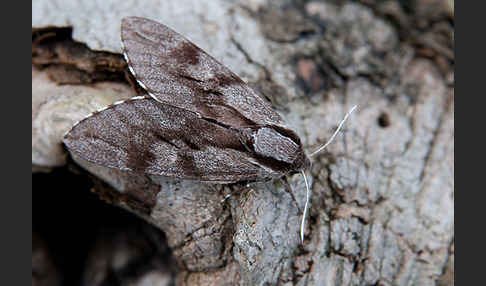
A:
[[120, 17, 310, 176], [63, 96, 278, 182], [65, 17, 311, 180], [121, 16, 284, 128]]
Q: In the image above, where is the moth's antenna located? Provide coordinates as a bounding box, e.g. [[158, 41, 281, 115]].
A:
[[310, 105, 358, 157], [300, 105, 357, 243], [300, 170, 310, 244]]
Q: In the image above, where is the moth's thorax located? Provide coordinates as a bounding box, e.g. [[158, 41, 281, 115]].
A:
[[242, 125, 310, 175]]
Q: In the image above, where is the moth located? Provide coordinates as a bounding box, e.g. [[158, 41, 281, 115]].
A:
[[63, 17, 356, 242]]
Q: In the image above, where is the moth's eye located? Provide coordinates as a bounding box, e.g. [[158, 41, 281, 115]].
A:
[[253, 127, 299, 163]]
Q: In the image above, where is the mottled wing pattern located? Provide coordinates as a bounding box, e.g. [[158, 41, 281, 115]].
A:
[[63, 96, 272, 182], [121, 16, 284, 128]]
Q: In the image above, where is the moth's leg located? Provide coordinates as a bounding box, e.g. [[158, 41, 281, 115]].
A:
[[281, 176, 302, 213], [221, 192, 232, 203], [220, 193, 229, 202], [220, 181, 252, 203]]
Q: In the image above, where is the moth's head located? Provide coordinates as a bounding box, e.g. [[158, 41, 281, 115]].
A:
[[248, 125, 310, 175]]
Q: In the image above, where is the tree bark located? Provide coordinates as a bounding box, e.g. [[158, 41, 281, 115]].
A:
[[32, 0, 454, 285]]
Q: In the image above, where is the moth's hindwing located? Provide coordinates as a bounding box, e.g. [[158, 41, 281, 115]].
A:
[[121, 16, 284, 128], [63, 96, 277, 182]]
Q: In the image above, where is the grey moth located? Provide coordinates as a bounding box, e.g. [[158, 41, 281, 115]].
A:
[[63, 17, 355, 242]]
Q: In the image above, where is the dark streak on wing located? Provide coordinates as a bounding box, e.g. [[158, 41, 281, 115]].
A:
[[63, 96, 270, 182], [121, 17, 284, 129], [197, 93, 257, 127], [212, 72, 243, 87], [176, 152, 201, 178], [152, 132, 180, 149], [127, 138, 156, 174], [179, 74, 204, 83], [168, 41, 200, 65]]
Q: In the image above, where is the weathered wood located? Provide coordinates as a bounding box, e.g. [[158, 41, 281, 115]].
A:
[[32, 0, 454, 285]]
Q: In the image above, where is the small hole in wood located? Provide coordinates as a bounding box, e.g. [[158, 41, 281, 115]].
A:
[[377, 112, 391, 128]]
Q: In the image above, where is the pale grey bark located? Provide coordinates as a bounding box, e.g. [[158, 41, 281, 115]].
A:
[[32, 0, 454, 285]]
